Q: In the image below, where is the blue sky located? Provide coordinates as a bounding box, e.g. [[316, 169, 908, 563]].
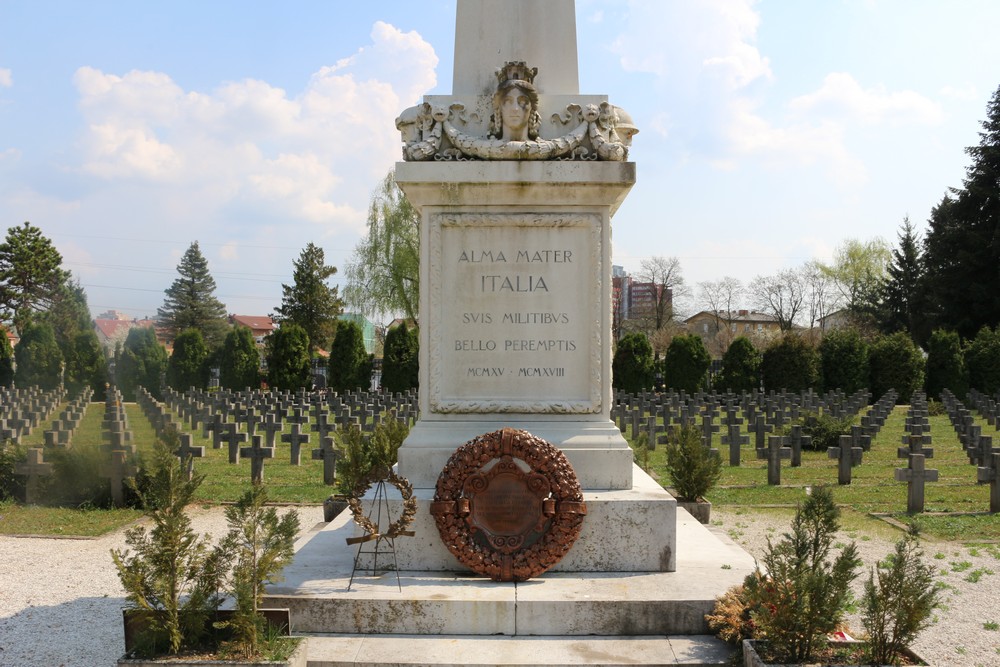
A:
[[1, 0, 998, 322]]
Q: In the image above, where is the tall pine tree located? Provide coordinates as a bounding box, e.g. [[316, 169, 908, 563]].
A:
[[880, 217, 923, 339], [274, 243, 343, 355], [157, 242, 229, 347], [922, 84, 1000, 339]]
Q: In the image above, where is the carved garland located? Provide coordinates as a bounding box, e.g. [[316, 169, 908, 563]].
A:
[[430, 428, 587, 581], [346, 465, 418, 544]]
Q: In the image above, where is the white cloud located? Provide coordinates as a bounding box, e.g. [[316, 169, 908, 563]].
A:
[[0, 68, 11, 88], [940, 84, 978, 101], [790, 73, 944, 126], [607, 2, 882, 186], [69, 21, 438, 239]]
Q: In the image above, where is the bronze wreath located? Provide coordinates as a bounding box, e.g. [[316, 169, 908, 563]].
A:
[[430, 428, 587, 581], [345, 465, 418, 544]]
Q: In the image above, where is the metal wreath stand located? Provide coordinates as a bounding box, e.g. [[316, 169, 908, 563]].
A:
[[345, 465, 417, 592]]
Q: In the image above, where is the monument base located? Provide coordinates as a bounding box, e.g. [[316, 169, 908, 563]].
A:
[[397, 419, 634, 490], [264, 500, 754, 637], [357, 465, 675, 572]]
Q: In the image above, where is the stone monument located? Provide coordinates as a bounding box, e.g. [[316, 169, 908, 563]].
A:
[[266, 4, 754, 661], [392, 0, 676, 574]]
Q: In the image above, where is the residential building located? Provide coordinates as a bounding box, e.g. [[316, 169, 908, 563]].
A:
[[685, 309, 782, 356], [229, 315, 275, 346]]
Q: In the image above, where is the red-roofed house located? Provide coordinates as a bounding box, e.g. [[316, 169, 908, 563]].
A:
[[93, 317, 157, 353], [229, 315, 275, 346]]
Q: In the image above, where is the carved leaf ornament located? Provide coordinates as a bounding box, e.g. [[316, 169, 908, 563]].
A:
[[430, 428, 587, 581]]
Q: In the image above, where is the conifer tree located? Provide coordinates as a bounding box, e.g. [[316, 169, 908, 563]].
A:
[[880, 217, 923, 339], [0, 326, 13, 387], [274, 243, 343, 355], [218, 326, 259, 391], [381, 322, 418, 393], [157, 242, 228, 347], [922, 84, 1000, 338], [0, 222, 69, 331], [117, 326, 168, 401], [611, 332, 654, 393], [166, 328, 209, 391], [14, 321, 63, 390], [265, 323, 311, 391], [328, 319, 371, 392]]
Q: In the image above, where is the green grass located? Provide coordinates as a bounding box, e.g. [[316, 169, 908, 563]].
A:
[[8, 398, 1000, 540], [0, 499, 142, 536], [630, 403, 1000, 541]]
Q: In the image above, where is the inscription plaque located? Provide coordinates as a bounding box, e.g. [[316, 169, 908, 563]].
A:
[[430, 428, 587, 581], [428, 213, 603, 414]]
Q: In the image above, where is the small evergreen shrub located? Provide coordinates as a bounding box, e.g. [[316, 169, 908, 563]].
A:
[[663, 425, 722, 501], [742, 486, 861, 663], [217, 484, 300, 659], [706, 582, 756, 645], [862, 531, 939, 665], [798, 411, 855, 451]]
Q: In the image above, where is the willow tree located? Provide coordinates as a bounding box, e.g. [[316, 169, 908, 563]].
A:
[[344, 171, 419, 325]]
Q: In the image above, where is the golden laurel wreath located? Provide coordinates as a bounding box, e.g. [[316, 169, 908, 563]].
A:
[[430, 428, 587, 581], [346, 465, 418, 544]]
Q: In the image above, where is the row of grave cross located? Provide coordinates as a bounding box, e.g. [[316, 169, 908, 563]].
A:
[[612, 388, 903, 486], [134, 385, 418, 486], [8, 386, 82, 503], [1, 385, 67, 444], [941, 389, 1000, 513]]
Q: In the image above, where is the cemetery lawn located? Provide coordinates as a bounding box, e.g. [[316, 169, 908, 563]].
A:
[[0, 499, 143, 536], [633, 404, 1000, 542]]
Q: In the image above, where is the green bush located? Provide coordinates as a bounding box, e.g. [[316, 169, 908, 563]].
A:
[[265, 323, 311, 391], [743, 486, 861, 663], [112, 441, 227, 656], [869, 332, 924, 404], [14, 321, 63, 390], [797, 411, 855, 451], [167, 328, 208, 391], [334, 420, 410, 496], [0, 327, 14, 386], [663, 425, 722, 501], [328, 319, 372, 393], [924, 329, 967, 399], [716, 336, 761, 393], [663, 333, 711, 392], [861, 531, 939, 665], [761, 335, 819, 393], [219, 326, 260, 392], [118, 326, 169, 401], [819, 328, 869, 393], [217, 485, 299, 659], [612, 332, 654, 393], [381, 322, 418, 394], [965, 326, 1000, 394]]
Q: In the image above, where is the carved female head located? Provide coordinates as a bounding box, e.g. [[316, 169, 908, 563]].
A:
[[489, 79, 540, 142]]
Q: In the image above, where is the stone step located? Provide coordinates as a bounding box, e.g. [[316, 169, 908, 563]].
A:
[[301, 634, 734, 666], [265, 507, 755, 637]]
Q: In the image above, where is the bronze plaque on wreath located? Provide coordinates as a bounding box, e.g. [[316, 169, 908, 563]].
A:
[[430, 428, 587, 581]]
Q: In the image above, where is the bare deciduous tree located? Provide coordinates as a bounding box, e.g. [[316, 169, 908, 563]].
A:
[[749, 269, 805, 331]]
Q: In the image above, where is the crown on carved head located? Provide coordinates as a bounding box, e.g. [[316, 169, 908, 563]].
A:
[[495, 61, 538, 86]]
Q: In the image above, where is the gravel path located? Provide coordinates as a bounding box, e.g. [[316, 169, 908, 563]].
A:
[[1, 506, 998, 666], [712, 507, 1000, 667]]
